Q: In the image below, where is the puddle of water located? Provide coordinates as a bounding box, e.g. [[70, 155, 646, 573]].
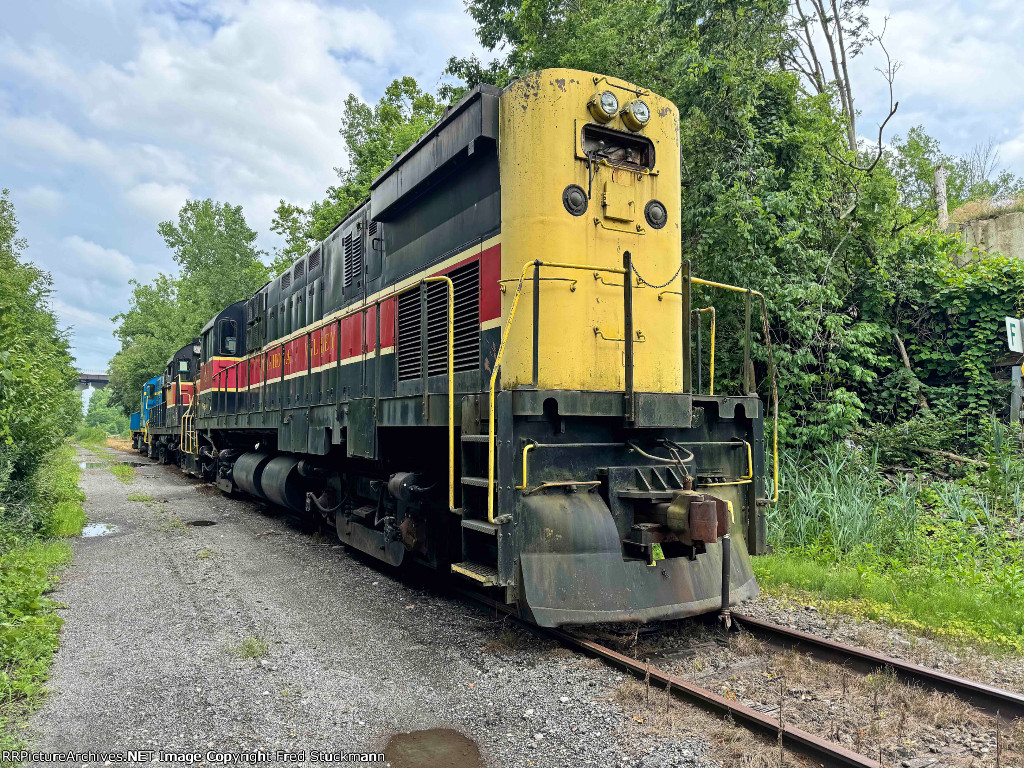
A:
[[78, 462, 108, 469], [186, 520, 217, 527], [384, 729, 482, 768], [81, 523, 119, 538]]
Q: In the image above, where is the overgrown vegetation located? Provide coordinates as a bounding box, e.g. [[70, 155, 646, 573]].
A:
[[0, 189, 85, 746], [109, 463, 135, 484], [760, 423, 1024, 652], [80, 389, 129, 438]]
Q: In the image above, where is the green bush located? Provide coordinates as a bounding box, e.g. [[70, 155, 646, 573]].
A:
[[0, 539, 72, 750], [81, 389, 129, 437]]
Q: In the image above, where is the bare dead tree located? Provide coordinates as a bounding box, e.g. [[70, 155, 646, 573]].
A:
[[824, 24, 900, 175], [783, 0, 898, 163]]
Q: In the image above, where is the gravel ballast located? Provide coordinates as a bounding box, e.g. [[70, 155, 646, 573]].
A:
[[28, 447, 718, 767]]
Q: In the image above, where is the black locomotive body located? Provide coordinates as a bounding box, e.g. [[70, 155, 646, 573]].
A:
[[135, 69, 775, 627]]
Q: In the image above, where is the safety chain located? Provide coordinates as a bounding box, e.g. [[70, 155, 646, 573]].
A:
[[631, 261, 682, 290]]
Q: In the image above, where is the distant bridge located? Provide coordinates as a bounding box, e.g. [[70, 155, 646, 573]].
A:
[[76, 373, 109, 392]]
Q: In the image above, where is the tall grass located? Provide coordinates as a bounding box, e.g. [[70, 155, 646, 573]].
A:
[[759, 429, 1024, 653], [767, 447, 920, 562]]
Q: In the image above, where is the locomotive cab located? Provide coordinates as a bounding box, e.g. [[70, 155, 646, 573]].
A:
[[197, 301, 246, 418]]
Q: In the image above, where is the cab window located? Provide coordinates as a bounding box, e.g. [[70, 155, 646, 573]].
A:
[[218, 318, 238, 355]]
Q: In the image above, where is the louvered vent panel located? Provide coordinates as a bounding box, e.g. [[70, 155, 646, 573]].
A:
[[343, 233, 364, 288], [294, 260, 305, 279], [396, 290, 421, 381], [368, 221, 378, 236], [309, 249, 321, 271], [281, 273, 292, 290], [451, 261, 480, 373], [396, 261, 480, 381]]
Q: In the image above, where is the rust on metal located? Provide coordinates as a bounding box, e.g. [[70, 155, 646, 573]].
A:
[[734, 613, 1024, 720], [548, 626, 879, 768], [457, 587, 878, 768], [688, 499, 718, 543]]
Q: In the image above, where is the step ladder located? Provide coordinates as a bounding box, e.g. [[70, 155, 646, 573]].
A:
[[450, 394, 511, 592]]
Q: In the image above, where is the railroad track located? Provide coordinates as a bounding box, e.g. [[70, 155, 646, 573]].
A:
[[732, 612, 1024, 721], [461, 591, 1024, 768]]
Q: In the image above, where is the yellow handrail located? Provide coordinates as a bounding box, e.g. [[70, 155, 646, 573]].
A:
[[702, 440, 753, 487], [689, 279, 779, 503], [488, 260, 627, 523], [421, 276, 455, 513], [693, 307, 716, 395]]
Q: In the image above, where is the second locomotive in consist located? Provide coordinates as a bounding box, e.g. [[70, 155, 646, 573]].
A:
[[133, 69, 776, 627]]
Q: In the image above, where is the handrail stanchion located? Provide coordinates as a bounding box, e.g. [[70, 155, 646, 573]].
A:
[[422, 276, 455, 514], [623, 251, 634, 421], [681, 259, 692, 393], [488, 260, 627, 523]]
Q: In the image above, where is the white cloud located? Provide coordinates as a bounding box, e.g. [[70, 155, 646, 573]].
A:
[[61, 235, 140, 284], [124, 181, 191, 223], [2, 116, 195, 186], [0, 0, 398, 222], [50, 297, 115, 333], [20, 184, 63, 211]]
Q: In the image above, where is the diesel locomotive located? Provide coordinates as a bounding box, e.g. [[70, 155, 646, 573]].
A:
[[130, 69, 777, 627]]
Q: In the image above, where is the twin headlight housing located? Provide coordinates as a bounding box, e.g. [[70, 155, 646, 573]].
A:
[[587, 90, 650, 131]]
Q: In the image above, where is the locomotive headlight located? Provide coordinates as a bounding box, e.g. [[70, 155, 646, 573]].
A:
[[621, 99, 651, 131], [588, 90, 619, 123]]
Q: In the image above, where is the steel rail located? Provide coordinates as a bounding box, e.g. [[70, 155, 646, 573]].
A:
[[457, 588, 878, 768], [733, 612, 1024, 719]]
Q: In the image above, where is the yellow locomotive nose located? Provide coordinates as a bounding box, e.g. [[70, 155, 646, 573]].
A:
[[498, 70, 682, 395]]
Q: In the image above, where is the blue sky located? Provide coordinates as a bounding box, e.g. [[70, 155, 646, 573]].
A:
[[1, 0, 1022, 373]]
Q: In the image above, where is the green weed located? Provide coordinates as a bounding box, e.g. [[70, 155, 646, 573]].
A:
[[126, 493, 152, 503], [197, 548, 217, 559], [109, 463, 135, 483], [228, 636, 269, 659], [73, 426, 108, 446], [158, 518, 186, 533]]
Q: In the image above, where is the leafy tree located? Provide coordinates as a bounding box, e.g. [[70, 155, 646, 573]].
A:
[[158, 199, 268, 322], [269, 77, 445, 265], [269, 200, 313, 275], [887, 126, 1024, 218], [0, 189, 81, 519], [108, 199, 269, 412], [82, 388, 130, 437]]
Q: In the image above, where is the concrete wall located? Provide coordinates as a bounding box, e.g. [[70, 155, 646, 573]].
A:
[[958, 211, 1024, 262]]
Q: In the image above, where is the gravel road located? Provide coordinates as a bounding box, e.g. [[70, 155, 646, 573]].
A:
[[27, 446, 718, 767]]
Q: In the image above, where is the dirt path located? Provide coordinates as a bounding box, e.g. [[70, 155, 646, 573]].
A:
[[27, 446, 714, 767]]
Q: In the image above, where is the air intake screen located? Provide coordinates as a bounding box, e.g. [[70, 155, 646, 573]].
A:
[[294, 260, 305, 279], [343, 232, 363, 287], [396, 261, 480, 381], [309, 249, 321, 271], [281, 273, 292, 290]]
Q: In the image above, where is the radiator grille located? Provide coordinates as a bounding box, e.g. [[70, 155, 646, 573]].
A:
[[396, 261, 480, 381], [281, 273, 291, 290], [308, 248, 321, 271], [343, 233, 363, 287], [294, 260, 305, 280]]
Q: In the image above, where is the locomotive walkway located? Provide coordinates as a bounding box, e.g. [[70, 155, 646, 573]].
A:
[[27, 445, 713, 768]]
